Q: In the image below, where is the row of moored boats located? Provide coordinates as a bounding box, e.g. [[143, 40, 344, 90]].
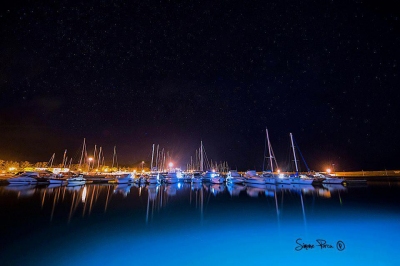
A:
[[6, 169, 346, 187]]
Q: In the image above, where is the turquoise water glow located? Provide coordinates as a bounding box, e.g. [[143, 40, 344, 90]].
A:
[[0, 182, 399, 265]]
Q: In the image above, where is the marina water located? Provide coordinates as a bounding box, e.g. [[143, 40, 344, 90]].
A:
[[0, 181, 399, 265]]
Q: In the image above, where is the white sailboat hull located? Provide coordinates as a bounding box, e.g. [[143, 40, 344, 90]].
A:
[[289, 178, 314, 185]]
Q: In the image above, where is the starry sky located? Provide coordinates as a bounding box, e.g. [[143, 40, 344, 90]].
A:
[[1, 0, 399, 171]]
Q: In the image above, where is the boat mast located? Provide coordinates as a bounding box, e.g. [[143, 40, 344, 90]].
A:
[[62, 149, 67, 168], [290, 133, 299, 172], [112, 146, 118, 170], [151, 144, 155, 172], [266, 128, 274, 172], [200, 141, 204, 172], [79, 138, 86, 170], [97, 147, 102, 170], [155, 144, 159, 172]]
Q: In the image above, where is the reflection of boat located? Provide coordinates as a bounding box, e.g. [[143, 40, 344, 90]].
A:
[[7, 172, 39, 184], [246, 185, 267, 198], [226, 183, 246, 196], [210, 183, 225, 195], [5, 184, 36, 197], [276, 183, 293, 190], [322, 184, 347, 192], [191, 182, 203, 190], [165, 183, 181, 196], [147, 184, 159, 200], [115, 173, 134, 184], [47, 183, 66, 189], [67, 174, 86, 185], [66, 184, 84, 191], [113, 184, 132, 197], [289, 184, 315, 194]]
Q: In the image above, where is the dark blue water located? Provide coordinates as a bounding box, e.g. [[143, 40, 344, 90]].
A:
[[0, 181, 399, 265]]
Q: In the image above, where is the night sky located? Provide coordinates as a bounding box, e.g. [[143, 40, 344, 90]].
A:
[[1, 0, 399, 171]]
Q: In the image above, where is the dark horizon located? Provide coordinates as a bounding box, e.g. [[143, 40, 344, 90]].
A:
[[1, 0, 399, 171]]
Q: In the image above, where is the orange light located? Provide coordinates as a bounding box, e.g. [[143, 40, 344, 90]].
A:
[[326, 168, 331, 174], [169, 162, 173, 168]]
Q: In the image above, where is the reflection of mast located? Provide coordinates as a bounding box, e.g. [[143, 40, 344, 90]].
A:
[[145, 185, 159, 224], [300, 190, 307, 229], [200, 185, 204, 222], [274, 190, 280, 229], [104, 185, 113, 213]]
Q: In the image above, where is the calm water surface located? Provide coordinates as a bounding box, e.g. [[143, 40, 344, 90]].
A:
[[0, 181, 399, 266]]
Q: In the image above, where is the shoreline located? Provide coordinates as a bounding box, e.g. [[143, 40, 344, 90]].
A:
[[1, 170, 399, 185]]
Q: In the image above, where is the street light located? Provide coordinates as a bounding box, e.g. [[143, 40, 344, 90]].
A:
[[88, 157, 93, 171], [326, 168, 331, 174]]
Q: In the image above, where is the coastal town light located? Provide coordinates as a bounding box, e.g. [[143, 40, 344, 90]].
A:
[[168, 162, 173, 168], [326, 168, 331, 174]]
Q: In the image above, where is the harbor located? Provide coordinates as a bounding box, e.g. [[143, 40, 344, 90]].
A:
[[1, 179, 399, 265]]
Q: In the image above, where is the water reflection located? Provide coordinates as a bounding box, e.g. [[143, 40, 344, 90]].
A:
[[114, 184, 132, 197], [4, 184, 37, 197], [1, 181, 399, 266], [226, 184, 246, 196], [0, 182, 352, 224]]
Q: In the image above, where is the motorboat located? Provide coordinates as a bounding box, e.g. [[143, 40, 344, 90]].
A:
[[211, 176, 225, 184], [115, 173, 134, 184], [202, 170, 218, 182], [7, 172, 39, 185], [244, 170, 268, 185], [48, 177, 68, 185], [67, 174, 86, 185], [190, 172, 203, 183], [322, 176, 345, 184], [226, 170, 245, 184], [147, 173, 160, 184], [164, 170, 182, 184]]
